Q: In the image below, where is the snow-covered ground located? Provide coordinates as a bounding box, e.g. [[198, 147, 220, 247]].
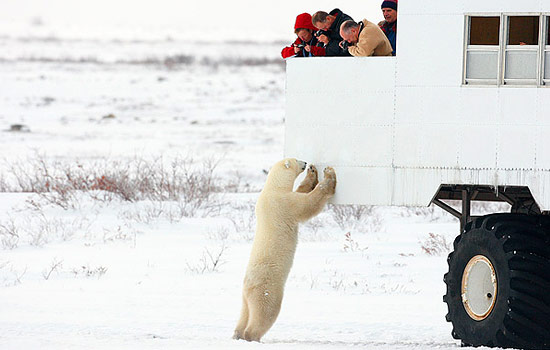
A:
[[0, 2, 505, 349]]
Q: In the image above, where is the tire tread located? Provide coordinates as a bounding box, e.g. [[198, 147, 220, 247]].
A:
[[444, 213, 550, 349]]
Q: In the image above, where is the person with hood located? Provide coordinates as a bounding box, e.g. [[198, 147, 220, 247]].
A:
[[379, 0, 397, 55], [311, 9, 353, 56], [339, 19, 393, 57], [281, 13, 326, 59]]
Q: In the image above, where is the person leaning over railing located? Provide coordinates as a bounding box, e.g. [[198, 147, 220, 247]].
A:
[[281, 13, 326, 59], [339, 19, 393, 57], [311, 9, 353, 56]]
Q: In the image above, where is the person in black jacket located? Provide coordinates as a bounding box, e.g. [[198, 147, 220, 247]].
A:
[[312, 9, 354, 56]]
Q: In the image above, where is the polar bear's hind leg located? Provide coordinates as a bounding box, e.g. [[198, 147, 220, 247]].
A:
[[242, 287, 283, 342], [233, 295, 250, 340]]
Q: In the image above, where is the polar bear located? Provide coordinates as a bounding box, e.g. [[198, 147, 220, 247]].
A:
[[233, 158, 336, 342]]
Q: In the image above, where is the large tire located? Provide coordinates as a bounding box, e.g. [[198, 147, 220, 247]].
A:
[[444, 214, 550, 349]]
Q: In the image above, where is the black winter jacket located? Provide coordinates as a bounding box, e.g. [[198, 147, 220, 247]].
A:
[[326, 8, 353, 56]]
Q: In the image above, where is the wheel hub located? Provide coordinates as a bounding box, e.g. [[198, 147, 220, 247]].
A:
[[461, 255, 497, 321]]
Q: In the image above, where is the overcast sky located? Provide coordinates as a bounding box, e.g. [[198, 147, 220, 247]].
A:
[[0, 1, 384, 41]]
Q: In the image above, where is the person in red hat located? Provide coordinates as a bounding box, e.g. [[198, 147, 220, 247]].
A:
[[281, 13, 326, 59], [379, 0, 397, 55]]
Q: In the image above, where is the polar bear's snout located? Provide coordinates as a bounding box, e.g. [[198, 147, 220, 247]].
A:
[[297, 160, 307, 171]]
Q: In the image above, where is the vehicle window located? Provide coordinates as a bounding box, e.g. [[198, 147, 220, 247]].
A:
[[465, 17, 500, 84], [504, 16, 539, 84], [470, 17, 500, 45], [508, 16, 539, 45], [545, 17, 550, 81], [464, 15, 549, 86]]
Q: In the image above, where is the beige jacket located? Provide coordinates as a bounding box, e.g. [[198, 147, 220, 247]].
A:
[[348, 19, 393, 57]]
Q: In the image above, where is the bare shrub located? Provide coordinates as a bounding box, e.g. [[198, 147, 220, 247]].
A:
[[42, 258, 63, 280], [7, 157, 50, 193], [342, 231, 368, 253], [329, 278, 345, 292], [171, 194, 223, 220], [308, 273, 319, 290], [2, 265, 27, 287], [215, 201, 256, 241], [303, 217, 324, 235], [228, 204, 256, 236], [0, 211, 93, 249], [71, 265, 108, 278], [102, 225, 138, 244], [329, 204, 383, 232], [206, 226, 230, 241], [25, 213, 92, 247], [401, 205, 452, 222], [472, 201, 511, 216], [2, 155, 224, 217], [113, 155, 223, 217], [300, 217, 332, 242], [185, 244, 227, 274], [222, 171, 246, 193], [222, 171, 259, 193], [420, 232, 451, 256], [0, 218, 20, 250], [119, 202, 166, 225], [0, 173, 8, 192]]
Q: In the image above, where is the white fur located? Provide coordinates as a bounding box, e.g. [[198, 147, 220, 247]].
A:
[[233, 158, 336, 342]]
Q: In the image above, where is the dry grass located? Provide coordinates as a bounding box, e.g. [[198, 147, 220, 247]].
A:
[[420, 232, 451, 256], [328, 204, 383, 232], [1, 155, 226, 217]]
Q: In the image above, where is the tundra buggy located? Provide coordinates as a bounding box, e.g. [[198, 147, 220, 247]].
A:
[[284, 1, 550, 348]]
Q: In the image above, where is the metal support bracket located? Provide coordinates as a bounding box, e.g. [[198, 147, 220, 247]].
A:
[[432, 199, 461, 219], [461, 189, 471, 233]]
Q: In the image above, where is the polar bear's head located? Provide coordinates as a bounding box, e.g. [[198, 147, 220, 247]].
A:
[[264, 158, 307, 190]]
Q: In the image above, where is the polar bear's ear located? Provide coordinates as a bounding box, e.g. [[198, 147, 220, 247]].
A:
[[284, 160, 291, 169]]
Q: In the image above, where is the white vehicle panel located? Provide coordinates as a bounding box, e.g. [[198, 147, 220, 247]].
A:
[[422, 125, 461, 167], [499, 89, 538, 125], [421, 87, 462, 125], [284, 1, 550, 210], [394, 87, 424, 123], [393, 124, 422, 166], [460, 88, 499, 125], [537, 89, 550, 126], [537, 126, 550, 169], [331, 168, 394, 205], [459, 125, 497, 168], [498, 125, 536, 169], [400, 0, 462, 15], [464, 0, 542, 13], [397, 14, 464, 87]]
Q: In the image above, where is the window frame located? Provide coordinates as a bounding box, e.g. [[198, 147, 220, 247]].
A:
[[463, 14, 502, 86], [543, 15, 550, 85], [463, 13, 550, 87]]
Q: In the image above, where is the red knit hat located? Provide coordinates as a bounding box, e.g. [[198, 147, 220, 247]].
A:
[[381, 0, 397, 10], [294, 13, 316, 32]]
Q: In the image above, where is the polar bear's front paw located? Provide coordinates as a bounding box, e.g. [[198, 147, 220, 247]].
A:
[[307, 165, 319, 189], [296, 165, 318, 193], [322, 167, 336, 195], [307, 165, 318, 179], [323, 167, 335, 179]]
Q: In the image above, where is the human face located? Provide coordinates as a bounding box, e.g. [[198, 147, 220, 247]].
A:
[[340, 28, 358, 44], [314, 15, 334, 30], [296, 29, 312, 42], [382, 8, 397, 23]]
